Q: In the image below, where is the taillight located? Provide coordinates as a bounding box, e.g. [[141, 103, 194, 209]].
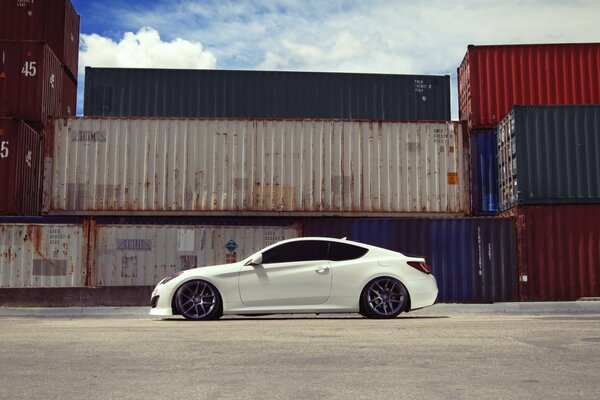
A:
[[407, 261, 431, 274]]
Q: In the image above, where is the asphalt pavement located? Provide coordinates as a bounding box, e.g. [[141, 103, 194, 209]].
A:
[[2, 307, 600, 400], [1, 300, 600, 318]]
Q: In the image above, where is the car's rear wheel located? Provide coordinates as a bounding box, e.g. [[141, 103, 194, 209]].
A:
[[175, 280, 222, 320], [360, 277, 407, 319]]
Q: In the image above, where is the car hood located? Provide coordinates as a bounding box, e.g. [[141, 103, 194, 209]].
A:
[[179, 260, 246, 279]]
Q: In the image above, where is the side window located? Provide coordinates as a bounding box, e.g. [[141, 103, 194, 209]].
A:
[[262, 241, 328, 264], [327, 242, 369, 261]]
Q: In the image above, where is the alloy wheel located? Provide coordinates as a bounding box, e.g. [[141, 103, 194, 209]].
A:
[[176, 280, 220, 320], [364, 278, 407, 318]]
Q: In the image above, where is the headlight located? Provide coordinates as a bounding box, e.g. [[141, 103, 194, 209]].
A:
[[159, 271, 184, 285]]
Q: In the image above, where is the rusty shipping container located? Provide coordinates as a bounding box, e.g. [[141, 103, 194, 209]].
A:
[[84, 67, 451, 121], [0, 40, 63, 128], [0, 0, 80, 78], [458, 43, 600, 130], [303, 217, 518, 303], [44, 117, 470, 216], [500, 205, 600, 301], [0, 217, 86, 288], [497, 105, 600, 211], [0, 118, 43, 215], [89, 217, 301, 287]]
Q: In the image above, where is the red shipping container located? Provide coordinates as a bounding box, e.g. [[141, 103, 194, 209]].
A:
[[458, 43, 600, 130], [0, 118, 43, 215], [61, 72, 77, 117], [0, 40, 64, 128], [0, 0, 80, 79], [500, 205, 600, 301]]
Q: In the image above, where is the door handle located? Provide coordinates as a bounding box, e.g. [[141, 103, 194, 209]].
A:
[[315, 266, 330, 274]]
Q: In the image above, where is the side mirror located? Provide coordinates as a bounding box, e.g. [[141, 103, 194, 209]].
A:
[[245, 253, 263, 266]]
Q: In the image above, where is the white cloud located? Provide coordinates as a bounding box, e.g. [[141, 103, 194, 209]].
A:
[[264, 31, 367, 67], [79, 27, 217, 73], [77, 27, 217, 114]]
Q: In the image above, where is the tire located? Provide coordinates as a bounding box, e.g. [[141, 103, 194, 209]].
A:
[[360, 277, 408, 319], [175, 280, 222, 320]]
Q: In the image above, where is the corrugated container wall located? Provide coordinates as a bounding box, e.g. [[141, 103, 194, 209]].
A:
[[470, 130, 498, 215], [0, 40, 63, 128], [0, 0, 80, 78], [0, 217, 87, 288], [500, 205, 600, 301], [497, 105, 600, 211], [44, 118, 469, 216], [61, 74, 77, 117], [302, 218, 518, 303], [0, 118, 43, 215], [89, 218, 301, 286], [84, 68, 451, 121], [458, 43, 600, 130]]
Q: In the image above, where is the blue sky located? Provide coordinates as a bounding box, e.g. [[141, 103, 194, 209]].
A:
[[70, 0, 600, 118]]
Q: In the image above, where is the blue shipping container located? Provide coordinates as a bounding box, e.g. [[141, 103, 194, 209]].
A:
[[302, 217, 517, 303], [470, 130, 498, 215]]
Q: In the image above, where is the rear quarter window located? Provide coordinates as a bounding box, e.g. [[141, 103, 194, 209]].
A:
[[328, 242, 369, 261]]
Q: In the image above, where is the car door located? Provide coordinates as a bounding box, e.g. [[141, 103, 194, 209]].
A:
[[238, 240, 332, 307]]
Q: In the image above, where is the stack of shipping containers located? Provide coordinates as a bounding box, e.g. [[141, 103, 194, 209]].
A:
[[2, 28, 519, 306], [0, 0, 80, 303], [53, 67, 518, 305], [459, 44, 600, 301], [0, 0, 79, 216], [1, 1, 597, 305]]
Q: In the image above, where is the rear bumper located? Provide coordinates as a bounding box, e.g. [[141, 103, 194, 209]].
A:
[[407, 274, 439, 310]]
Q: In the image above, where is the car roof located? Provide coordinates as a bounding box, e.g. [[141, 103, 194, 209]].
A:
[[241, 236, 424, 262], [270, 236, 396, 253], [279, 236, 360, 244]]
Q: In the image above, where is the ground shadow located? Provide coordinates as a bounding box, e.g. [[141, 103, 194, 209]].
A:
[[158, 314, 449, 322]]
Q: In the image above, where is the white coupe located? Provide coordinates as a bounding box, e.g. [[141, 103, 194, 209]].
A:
[[150, 237, 438, 320]]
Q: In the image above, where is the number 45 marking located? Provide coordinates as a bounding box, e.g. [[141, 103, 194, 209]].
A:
[[0, 141, 8, 158], [21, 61, 37, 77]]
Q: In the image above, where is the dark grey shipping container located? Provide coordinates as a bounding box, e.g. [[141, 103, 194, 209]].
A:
[[302, 217, 518, 303], [84, 67, 451, 121], [497, 105, 600, 211]]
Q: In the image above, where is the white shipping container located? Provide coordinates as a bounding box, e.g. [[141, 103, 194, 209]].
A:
[[90, 221, 301, 286], [0, 220, 86, 288], [44, 118, 470, 215]]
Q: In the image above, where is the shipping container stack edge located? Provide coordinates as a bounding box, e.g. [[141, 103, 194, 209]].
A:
[[0, 0, 79, 216], [461, 43, 600, 301], [494, 105, 600, 301]]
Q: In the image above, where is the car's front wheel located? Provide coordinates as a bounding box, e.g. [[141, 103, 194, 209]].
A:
[[175, 280, 222, 320], [360, 277, 408, 319]]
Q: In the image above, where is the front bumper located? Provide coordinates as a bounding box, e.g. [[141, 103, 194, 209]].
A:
[[149, 284, 175, 317]]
